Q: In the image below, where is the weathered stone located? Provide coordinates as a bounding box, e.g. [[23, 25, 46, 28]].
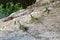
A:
[[0, 0, 60, 40]]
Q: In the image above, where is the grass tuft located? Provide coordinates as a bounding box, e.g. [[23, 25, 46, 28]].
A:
[[19, 24, 28, 31], [44, 7, 50, 14]]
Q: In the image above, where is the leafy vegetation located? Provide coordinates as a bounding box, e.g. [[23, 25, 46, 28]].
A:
[[0, 2, 23, 18], [0, 0, 36, 8], [0, 0, 36, 18], [0, 4, 4, 15], [5, 2, 23, 16]]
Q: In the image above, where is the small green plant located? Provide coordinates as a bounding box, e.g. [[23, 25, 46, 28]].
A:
[[5, 2, 14, 16], [14, 3, 23, 11], [44, 7, 50, 14], [0, 4, 4, 15], [19, 24, 25, 31], [30, 15, 39, 23], [19, 24, 28, 31], [0, 4, 7, 18], [5, 2, 23, 16]]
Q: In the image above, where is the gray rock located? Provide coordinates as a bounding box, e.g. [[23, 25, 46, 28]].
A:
[[0, 0, 60, 40]]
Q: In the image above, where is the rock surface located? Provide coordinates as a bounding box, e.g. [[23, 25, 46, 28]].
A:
[[0, 0, 60, 40]]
